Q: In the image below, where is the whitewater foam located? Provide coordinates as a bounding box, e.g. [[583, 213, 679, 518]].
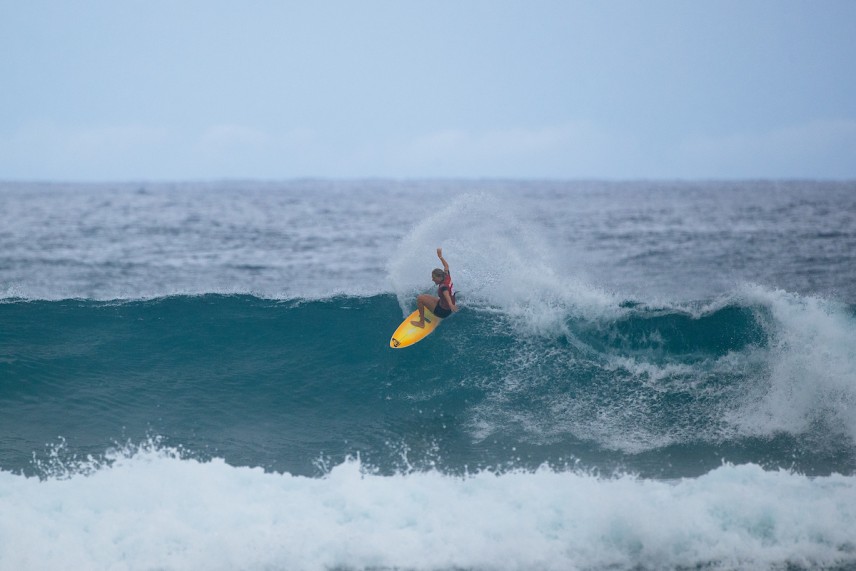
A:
[[728, 284, 856, 443], [2, 443, 855, 571]]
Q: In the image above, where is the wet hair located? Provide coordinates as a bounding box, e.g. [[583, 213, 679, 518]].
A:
[[432, 268, 446, 280]]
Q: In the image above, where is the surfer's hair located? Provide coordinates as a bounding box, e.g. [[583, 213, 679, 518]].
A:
[[432, 268, 446, 280]]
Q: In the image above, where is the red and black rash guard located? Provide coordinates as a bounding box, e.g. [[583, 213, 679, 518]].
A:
[[437, 274, 454, 310]]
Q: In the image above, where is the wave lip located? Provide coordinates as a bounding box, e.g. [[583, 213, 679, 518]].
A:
[[2, 443, 855, 571]]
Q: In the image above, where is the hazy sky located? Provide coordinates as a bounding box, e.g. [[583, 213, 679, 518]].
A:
[[2, 0, 855, 180]]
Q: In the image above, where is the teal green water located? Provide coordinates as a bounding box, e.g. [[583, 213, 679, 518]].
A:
[[3, 294, 853, 479]]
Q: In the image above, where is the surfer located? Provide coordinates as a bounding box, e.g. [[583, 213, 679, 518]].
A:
[[411, 247, 458, 328]]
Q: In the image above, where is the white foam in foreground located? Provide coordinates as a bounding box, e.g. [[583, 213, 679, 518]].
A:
[[1, 446, 854, 571]]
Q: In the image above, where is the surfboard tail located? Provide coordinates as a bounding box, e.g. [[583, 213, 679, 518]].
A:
[[389, 308, 441, 348]]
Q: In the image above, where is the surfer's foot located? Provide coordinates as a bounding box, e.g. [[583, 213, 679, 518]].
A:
[[410, 320, 425, 328]]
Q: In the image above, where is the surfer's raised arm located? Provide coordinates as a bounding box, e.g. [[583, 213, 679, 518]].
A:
[[437, 248, 457, 313], [437, 247, 450, 274]]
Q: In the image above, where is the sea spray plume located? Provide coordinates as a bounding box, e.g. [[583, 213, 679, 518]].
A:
[[386, 191, 618, 335]]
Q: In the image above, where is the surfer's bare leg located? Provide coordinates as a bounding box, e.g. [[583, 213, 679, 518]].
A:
[[411, 295, 438, 328]]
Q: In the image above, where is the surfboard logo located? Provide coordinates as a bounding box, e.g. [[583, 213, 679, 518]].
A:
[[391, 338, 400, 347]]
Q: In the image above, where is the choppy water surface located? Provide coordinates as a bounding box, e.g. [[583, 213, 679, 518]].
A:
[[2, 180, 855, 570]]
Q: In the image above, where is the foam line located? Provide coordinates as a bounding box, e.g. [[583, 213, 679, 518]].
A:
[[2, 446, 854, 571]]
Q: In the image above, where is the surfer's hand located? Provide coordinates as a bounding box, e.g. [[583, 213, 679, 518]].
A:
[[451, 305, 459, 312], [437, 247, 443, 258]]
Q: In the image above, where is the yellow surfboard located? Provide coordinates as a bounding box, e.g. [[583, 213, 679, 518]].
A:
[[390, 308, 443, 348]]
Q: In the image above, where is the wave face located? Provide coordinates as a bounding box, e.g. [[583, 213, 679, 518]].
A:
[[3, 291, 855, 479], [3, 180, 856, 570]]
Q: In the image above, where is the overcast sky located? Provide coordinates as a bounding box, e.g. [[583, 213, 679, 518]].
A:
[[2, 0, 855, 180]]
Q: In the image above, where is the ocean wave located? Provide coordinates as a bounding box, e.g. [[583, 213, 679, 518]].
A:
[[2, 288, 855, 478]]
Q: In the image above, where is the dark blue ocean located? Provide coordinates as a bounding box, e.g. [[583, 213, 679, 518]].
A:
[[2, 180, 856, 570]]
